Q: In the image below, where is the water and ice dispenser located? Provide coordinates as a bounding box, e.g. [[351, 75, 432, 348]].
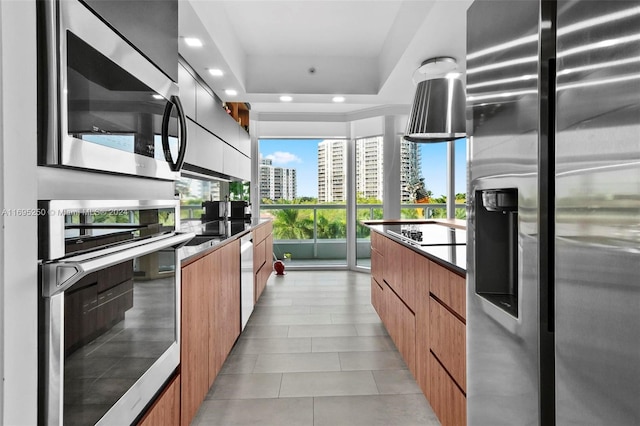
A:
[[475, 188, 519, 317]]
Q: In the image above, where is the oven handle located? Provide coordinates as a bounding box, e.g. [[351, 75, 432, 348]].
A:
[[42, 232, 194, 298], [161, 95, 188, 172]]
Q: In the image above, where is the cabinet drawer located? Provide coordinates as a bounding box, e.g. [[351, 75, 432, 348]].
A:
[[371, 247, 383, 286], [371, 277, 385, 320], [429, 353, 466, 426], [382, 238, 403, 291], [371, 231, 383, 252], [430, 296, 466, 391], [385, 282, 416, 375], [254, 239, 266, 272], [430, 263, 466, 320]]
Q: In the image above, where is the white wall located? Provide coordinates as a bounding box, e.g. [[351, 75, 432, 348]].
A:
[[0, 0, 38, 424], [256, 120, 349, 139]]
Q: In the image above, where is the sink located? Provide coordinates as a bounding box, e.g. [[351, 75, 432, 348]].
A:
[[184, 235, 221, 246]]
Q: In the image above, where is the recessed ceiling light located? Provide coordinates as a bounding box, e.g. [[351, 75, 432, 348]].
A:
[[152, 94, 164, 100], [209, 68, 224, 77], [332, 96, 345, 103], [225, 89, 238, 96], [184, 37, 203, 47], [280, 95, 293, 102]]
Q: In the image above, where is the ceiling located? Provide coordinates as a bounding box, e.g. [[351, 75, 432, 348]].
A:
[[178, 0, 472, 120]]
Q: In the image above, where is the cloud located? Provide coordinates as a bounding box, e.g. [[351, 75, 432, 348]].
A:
[[265, 151, 302, 165]]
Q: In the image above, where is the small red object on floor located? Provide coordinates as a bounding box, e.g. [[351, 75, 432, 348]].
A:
[[273, 260, 286, 275]]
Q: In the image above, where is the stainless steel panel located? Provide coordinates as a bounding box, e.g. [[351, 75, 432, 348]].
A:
[[467, 1, 541, 424], [555, 1, 640, 424]]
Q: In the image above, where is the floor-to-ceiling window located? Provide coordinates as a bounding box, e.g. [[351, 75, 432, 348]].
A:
[[401, 138, 467, 220], [355, 136, 384, 268], [259, 138, 348, 268], [254, 120, 468, 271]]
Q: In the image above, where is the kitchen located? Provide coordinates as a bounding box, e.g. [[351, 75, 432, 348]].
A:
[[1, 0, 639, 425]]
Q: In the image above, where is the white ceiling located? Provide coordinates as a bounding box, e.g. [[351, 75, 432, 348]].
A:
[[179, 0, 472, 119]]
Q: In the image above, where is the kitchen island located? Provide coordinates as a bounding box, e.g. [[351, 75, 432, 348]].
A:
[[364, 219, 467, 426]]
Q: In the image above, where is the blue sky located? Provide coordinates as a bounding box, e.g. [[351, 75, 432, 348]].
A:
[[259, 138, 467, 199]]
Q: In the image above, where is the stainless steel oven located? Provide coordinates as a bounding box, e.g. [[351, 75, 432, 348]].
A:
[[38, 200, 193, 425], [38, 0, 187, 180]]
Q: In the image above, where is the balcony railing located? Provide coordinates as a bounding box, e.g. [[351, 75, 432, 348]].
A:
[[257, 202, 466, 265]]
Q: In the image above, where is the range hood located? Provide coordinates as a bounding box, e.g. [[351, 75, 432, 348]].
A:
[[404, 57, 466, 143]]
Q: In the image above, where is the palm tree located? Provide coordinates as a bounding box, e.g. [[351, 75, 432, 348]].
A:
[[316, 214, 346, 239], [272, 209, 313, 239]]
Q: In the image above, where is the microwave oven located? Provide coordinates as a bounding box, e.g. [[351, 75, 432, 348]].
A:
[[38, 0, 187, 180]]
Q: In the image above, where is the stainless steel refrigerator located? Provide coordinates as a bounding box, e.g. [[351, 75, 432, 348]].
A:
[[466, 1, 640, 425]]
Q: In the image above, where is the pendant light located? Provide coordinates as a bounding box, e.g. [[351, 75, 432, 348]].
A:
[[404, 57, 466, 143]]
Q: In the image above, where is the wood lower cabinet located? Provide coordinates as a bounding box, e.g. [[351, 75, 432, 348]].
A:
[[181, 255, 212, 426], [381, 281, 416, 375], [181, 239, 242, 426], [413, 250, 432, 399], [253, 221, 273, 302], [371, 277, 385, 319], [430, 296, 466, 391], [370, 229, 466, 426], [137, 374, 181, 426], [430, 262, 466, 320], [429, 353, 467, 426], [216, 240, 241, 370]]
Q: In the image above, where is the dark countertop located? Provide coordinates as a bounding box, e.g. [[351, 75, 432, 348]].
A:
[[364, 220, 467, 276], [179, 218, 271, 266]]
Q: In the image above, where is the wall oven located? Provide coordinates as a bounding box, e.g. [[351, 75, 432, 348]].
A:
[[38, 200, 193, 425], [38, 0, 187, 180]]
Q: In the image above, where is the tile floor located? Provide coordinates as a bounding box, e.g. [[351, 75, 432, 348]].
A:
[[192, 270, 440, 426]]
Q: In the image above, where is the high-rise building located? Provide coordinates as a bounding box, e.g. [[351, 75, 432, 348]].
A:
[[319, 137, 421, 203], [317, 140, 347, 202], [355, 137, 384, 201], [260, 158, 297, 201], [400, 139, 422, 203]]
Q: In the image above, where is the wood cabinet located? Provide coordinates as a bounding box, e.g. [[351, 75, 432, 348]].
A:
[[370, 229, 466, 426], [430, 296, 466, 391], [413, 250, 431, 399], [226, 102, 250, 132], [253, 222, 273, 302], [430, 263, 466, 320], [180, 254, 212, 426], [429, 353, 467, 426], [216, 240, 241, 371], [180, 239, 242, 426], [384, 281, 416, 374], [137, 374, 181, 426]]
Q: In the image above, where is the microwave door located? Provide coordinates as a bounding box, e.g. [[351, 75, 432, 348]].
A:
[[41, 232, 193, 426]]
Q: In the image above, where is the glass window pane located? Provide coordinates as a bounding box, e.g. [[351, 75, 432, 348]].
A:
[[259, 139, 347, 267], [355, 136, 384, 268], [401, 138, 468, 220]]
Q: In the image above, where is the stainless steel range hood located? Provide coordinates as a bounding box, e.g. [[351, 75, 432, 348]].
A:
[[404, 76, 466, 143]]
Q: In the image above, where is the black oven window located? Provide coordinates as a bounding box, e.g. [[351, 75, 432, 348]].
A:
[[62, 252, 177, 425], [66, 31, 179, 159], [64, 207, 176, 257]]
